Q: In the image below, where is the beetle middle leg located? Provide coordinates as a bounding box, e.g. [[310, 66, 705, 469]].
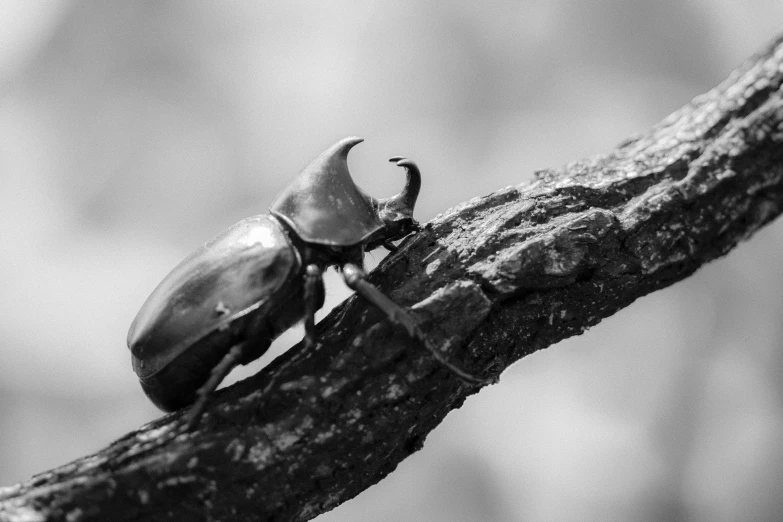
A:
[[303, 264, 323, 350], [182, 343, 245, 430], [341, 263, 485, 384]]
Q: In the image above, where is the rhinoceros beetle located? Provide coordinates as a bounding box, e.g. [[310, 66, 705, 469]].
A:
[[127, 137, 480, 429]]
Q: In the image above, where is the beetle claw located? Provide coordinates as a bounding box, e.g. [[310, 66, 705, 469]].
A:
[[382, 240, 398, 252]]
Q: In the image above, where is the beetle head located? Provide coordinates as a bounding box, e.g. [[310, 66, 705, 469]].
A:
[[366, 157, 421, 249]]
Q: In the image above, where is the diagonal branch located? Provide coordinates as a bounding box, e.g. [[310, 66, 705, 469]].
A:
[[3, 34, 783, 522]]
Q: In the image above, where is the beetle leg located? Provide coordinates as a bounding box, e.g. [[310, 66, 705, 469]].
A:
[[182, 343, 245, 430], [341, 263, 485, 384], [382, 241, 398, 253], [303, 264, 323, 350]]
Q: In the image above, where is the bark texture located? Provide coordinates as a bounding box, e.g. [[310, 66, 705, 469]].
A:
[[3, 34, 783, 522]]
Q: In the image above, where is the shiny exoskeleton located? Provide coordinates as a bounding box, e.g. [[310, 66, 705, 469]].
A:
[[127, 137, 479, 429]]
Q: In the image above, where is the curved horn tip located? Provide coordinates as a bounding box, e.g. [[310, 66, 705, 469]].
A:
[[342, 136, 364, 145], [388, 156, 405, 163], [395, 159, 418, 170], [331, 136, 364, 154]]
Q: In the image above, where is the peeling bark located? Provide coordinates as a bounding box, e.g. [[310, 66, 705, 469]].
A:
[[3, 34, 783, 522]]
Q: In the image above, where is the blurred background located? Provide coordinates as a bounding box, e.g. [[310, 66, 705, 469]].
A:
[[1, 1, 782, 520]]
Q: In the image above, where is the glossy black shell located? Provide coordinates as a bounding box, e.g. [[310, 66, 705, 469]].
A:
[[127, 215, 317, 411]]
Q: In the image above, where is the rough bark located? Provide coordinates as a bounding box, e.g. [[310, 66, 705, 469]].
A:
[[3, 34, 783, 522]]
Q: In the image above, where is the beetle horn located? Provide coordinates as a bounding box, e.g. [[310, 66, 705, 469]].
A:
[[270, 136, 393, 246], [378, 156, 421, 221], [331, 136, 365, 160]]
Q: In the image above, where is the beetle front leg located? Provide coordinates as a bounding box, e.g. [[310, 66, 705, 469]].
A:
[[182, 343, 245, 431], [341, 263, 485, 384], [303, 264, 323, 350]]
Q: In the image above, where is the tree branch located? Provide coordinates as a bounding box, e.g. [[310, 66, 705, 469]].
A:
[[4, 34, 783, 522]]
